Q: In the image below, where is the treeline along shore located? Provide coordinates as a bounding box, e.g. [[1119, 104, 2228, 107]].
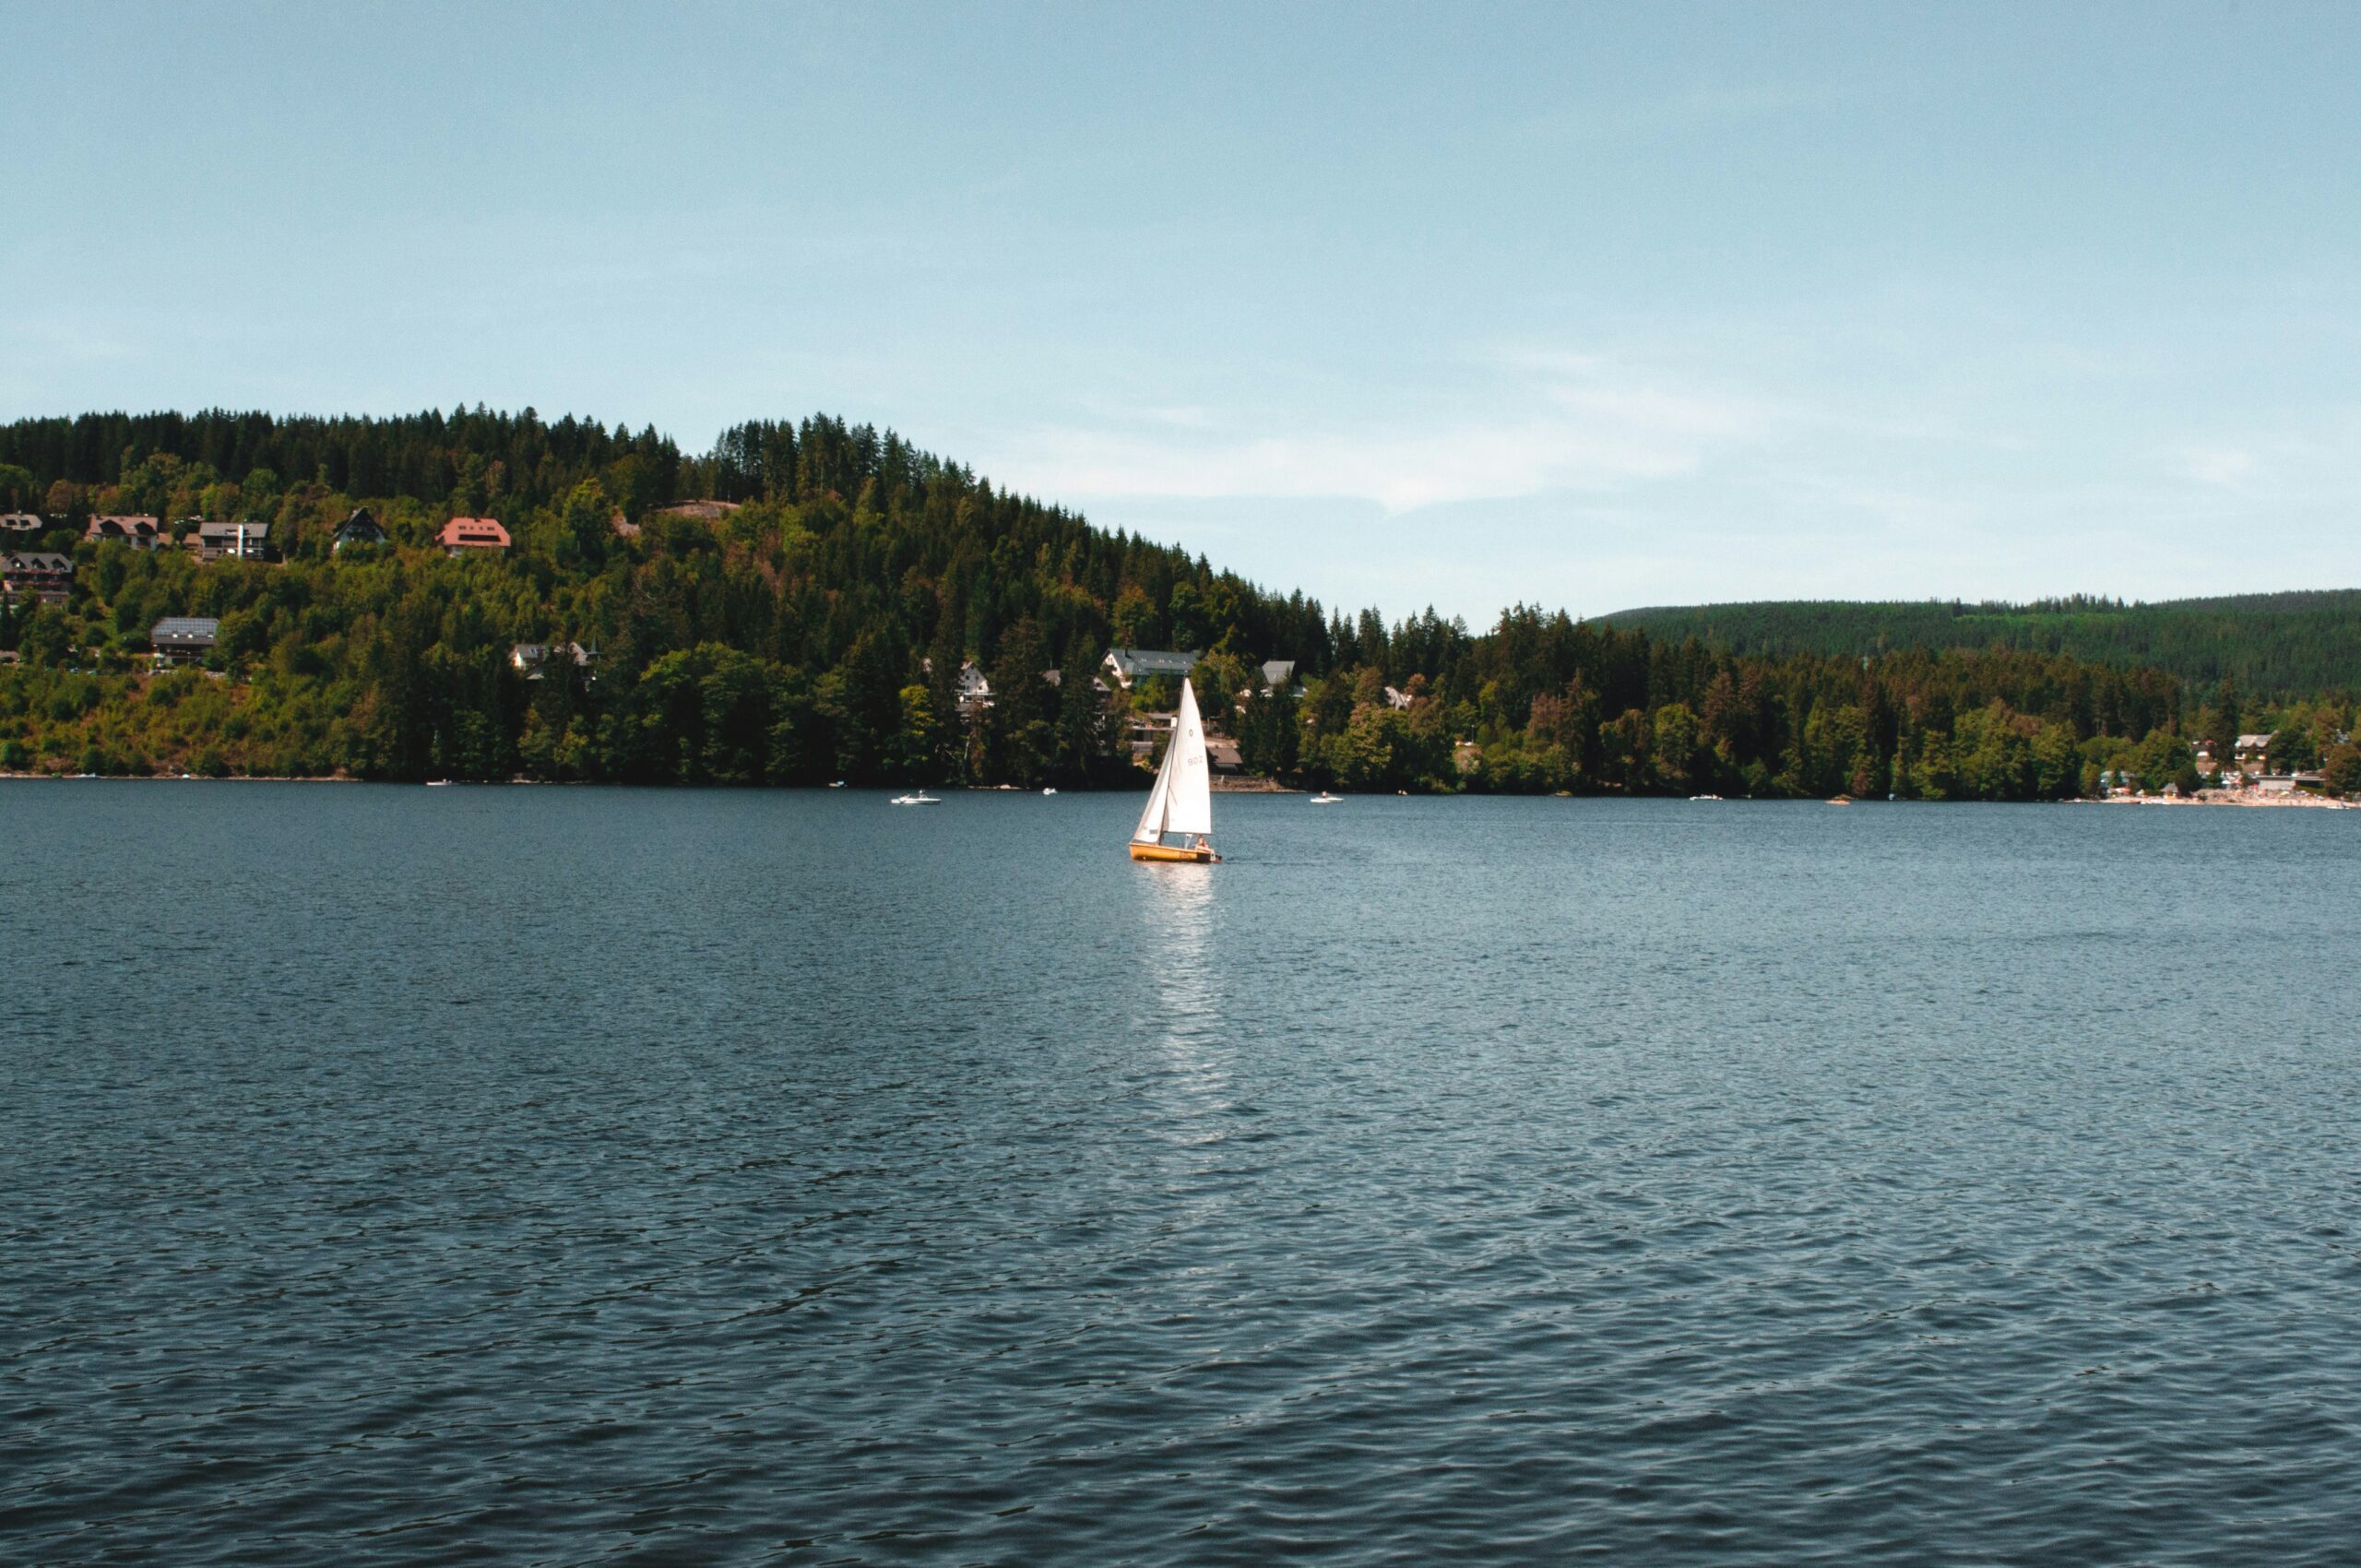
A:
[[1, 406, 2356, 801], [1601, 590, 2361, 697]]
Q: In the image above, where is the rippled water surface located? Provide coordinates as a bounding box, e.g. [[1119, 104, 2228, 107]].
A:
[[6, 782, 2361, 1564]]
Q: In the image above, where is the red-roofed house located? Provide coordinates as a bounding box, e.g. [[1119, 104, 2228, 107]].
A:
[[438, 517, 511, 556]]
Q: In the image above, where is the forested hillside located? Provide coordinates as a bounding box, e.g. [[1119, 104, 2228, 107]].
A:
[[3, 408, 2355, 800], [1598, 592, 2361, 695]]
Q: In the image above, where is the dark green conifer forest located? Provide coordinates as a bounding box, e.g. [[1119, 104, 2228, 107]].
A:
[[1602, 593, 2361, 696], [2, 408, 2354, 799]]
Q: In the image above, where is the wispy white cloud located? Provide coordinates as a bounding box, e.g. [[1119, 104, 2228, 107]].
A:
[[2169, 408, 2361, 498], [2183, 445, 2255, 486], [0, 312, 139, 364], [999, 350, 1774, 514]]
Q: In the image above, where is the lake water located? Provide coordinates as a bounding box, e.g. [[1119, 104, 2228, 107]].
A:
[[6, 783, 2360, 1564]]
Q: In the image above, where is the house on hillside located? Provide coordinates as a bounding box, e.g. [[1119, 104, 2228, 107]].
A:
[[87, 514, 161, 551], [1383, 684, 1416, 710], [511, 642, 594, 680], [2235, 732, 2275, 765], [150, 616, 220, 667], [2, 551, 73, 604], [439, 517, 511, 555], [953, 659, 994, 718], [0, 513, 43, 537], [194, 520, 270, 562], [332, 507, 387, 552], [1126, 709, 1175, 762], [1102, 647, 1199, 690]]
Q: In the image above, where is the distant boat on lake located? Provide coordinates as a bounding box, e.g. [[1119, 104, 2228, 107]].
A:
[[1311, 791, 1342, 804], [1129, 678, 1218, 862], [891, 791, 940, 806]]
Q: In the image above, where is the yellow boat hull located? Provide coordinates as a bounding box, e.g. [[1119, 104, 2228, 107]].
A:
[[1129, 841, 1217, 862]]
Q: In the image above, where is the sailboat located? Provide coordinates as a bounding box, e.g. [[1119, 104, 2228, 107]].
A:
[[1129, 677, 1219, 862]]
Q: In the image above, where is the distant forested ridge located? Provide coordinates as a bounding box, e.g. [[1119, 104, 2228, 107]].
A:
[[2, 408, 2355, 800], [1598, 593, 2361, 697]]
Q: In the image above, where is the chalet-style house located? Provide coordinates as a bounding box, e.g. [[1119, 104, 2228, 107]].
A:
[[2235, 732, 2275, 765], [194, 520, 269, 562], [439, 517, 511, 555], [1101, 647, 1199, 690], [955, 659, 993, 717], [1, 513, 48, 536], [150, 616, 220, 667], [87, 514, 161, 550], [2, 551, 74, 604], [1383, 684, 1416, 710], [332, 507, 387, 552], [510, 642, 594, 679], [1261, 659, 1298, 692]]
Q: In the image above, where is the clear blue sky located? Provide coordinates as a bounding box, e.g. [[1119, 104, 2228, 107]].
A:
[[6, 1, 2357, 620]]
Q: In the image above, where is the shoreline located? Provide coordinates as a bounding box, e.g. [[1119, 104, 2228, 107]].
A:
[[4, 769, 2348, 808], [2095, 789, 2353, 810]]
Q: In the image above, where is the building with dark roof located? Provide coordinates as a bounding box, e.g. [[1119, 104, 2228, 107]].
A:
[[194, 520, 270, 562], [1101, 647, 1201, 689], [333, 507, 388, 552], [2, 551, 73, 604], [150, 616, 221, 667]]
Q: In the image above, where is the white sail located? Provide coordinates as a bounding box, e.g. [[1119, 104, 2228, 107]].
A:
[[1164, 678, 1214, 837], [1130, 676, 1215, 843], [1132, 733, 1175, 842]]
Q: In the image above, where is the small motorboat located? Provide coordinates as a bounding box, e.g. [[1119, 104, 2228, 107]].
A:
[[426, 779, 457, 788], [1310, 791, 1343, 804], [828, 780, 847, 789], [1042, 787, 1058, 795], [1689, 793, 1723, 802], [891, 791, 941, 806]]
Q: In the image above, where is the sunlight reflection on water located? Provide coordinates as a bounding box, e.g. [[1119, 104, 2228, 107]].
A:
[[6, 786, 2361, 1566]]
